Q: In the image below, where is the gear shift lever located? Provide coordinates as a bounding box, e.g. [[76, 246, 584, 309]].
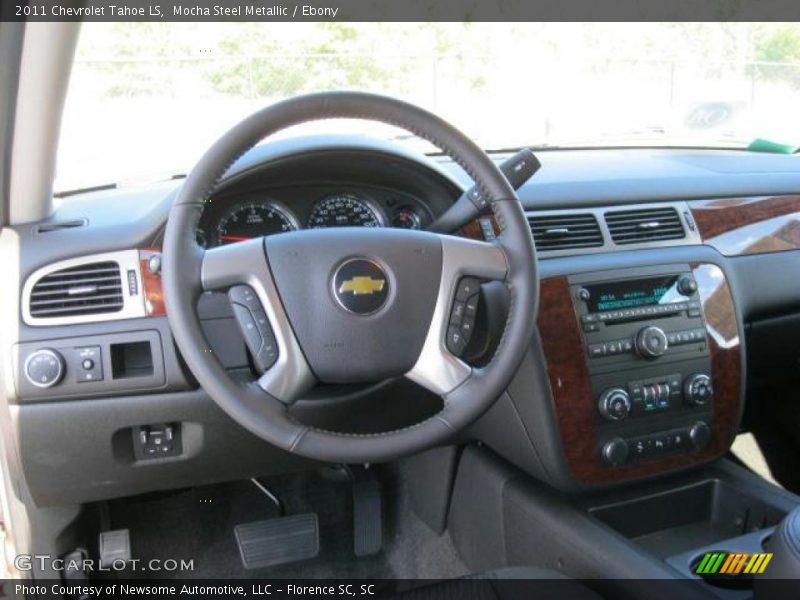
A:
[[754, 506, 800, 598]]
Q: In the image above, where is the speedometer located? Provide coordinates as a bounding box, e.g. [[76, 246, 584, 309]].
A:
[[216, 201, 298, 245], [307, 193, 384, 229]]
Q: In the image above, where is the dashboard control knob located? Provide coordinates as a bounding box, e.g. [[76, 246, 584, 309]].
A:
[[24, 349, 65, 389], [598, 388, 632, 421], [602, 438, 629, 467], [684, 373, 713, 406], [677, 276, 698, 296], [576, 288, 591, 302], [636, 326, 669, 358], [689, 421, 711, 450]]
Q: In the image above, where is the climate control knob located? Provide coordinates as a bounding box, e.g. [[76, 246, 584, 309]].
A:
[[689, 421, 712, 450], [636, 326, 669, 359], [684, 373, 713, 406], [598, 388, 632, 421], [24, 349, 65, 388], [601, 438, 629, 466]]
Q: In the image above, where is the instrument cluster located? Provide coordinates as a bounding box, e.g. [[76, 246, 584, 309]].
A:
[[197, 188, 432, 248]]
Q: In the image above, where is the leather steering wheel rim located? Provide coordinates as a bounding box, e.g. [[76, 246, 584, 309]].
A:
[[162, 91, 539, 463]]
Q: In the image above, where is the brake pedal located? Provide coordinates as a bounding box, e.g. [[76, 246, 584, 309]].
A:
[[348, 465, 383, 557], [234, 513, 319, 569], [98, 529, 131, 568]]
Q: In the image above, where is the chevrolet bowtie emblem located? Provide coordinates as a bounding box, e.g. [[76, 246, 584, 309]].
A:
[[338, 276, 386, 295]]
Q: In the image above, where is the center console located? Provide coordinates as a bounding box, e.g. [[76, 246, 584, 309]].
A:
[[537, 262, 742, 485]]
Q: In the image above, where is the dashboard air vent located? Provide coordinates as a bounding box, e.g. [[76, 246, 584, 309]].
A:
[[605, 207, 685, 245], [528, 213, 604, 252], [29, 261, 124, 318], [35, 219, 86, 233]]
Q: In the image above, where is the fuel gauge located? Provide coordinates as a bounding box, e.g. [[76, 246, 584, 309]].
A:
[[391, 207, 421, 230]]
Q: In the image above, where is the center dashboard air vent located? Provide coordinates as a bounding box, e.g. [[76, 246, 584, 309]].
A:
[[527, 213, 604, 252], [605, 207, 686, 245], [22, 250, 146, 326]]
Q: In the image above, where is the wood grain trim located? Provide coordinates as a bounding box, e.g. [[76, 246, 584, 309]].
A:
[[538, 265, 741, 485], [461, 215, 499, 240], [138, 248, 165, 317], [689, 195, 800, 256]]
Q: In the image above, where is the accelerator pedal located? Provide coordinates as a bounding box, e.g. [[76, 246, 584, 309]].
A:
[[234, 513, 319, 569], [348, 465, 383, 557]]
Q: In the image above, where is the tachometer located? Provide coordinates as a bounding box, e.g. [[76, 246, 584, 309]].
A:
[[216, 201, 298, 245], [307, 193, 384, 228]]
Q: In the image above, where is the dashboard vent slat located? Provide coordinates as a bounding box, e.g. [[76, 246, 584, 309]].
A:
[[527, 214, 604, 252], [605, 207, 686, 245], [28, 261, 124, 318]]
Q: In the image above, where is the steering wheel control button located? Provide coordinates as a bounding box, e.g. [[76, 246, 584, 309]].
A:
[[446, 326, 468, 356], [230, 303, 278, 372], [455, 277, 481, 302], [75, 346, 103, 383], [228, 285, 263, 312], [450, 301, 465, 326], [445, 277, 483, 357], [24, 349, 65, 388], [332, 258, 389, 315], [465, 294, 479, 317]]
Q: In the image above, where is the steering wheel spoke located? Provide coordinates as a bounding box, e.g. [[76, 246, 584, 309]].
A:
[[406, 235, 507, 396], [200, 239, 315, 404]]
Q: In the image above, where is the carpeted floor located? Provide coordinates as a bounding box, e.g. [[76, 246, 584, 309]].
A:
[[96, 466, 468, 580]]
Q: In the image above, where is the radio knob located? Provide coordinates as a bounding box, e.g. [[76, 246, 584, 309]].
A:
[[689, 421, 711, 450], [677, 276, 698, 296], [24, 349, 65, 388], [684, 373, 713, 406], [598, 388, 632, 421], [636, 326, 669, 359], [601, 438, 629, 466]]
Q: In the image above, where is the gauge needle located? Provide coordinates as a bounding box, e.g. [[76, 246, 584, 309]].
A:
[[219, 235, 251, 242]]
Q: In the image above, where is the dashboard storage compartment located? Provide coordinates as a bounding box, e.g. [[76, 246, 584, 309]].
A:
[[110, 341, 154, 379], [590, 479, 787, 559]]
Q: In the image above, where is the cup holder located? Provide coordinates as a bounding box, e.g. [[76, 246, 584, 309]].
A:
[[690, 551, 755, 590]]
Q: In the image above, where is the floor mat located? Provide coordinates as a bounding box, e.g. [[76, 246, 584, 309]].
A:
[[99, 467, 467, 580]]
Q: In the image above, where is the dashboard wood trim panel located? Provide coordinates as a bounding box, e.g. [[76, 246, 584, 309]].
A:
[[689, 195, 800, 256], [538, 264, 741, 484], [139, 248, 165, 317]]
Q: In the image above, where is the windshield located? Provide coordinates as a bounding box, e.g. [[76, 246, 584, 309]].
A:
[[57, 22, 800, 193]]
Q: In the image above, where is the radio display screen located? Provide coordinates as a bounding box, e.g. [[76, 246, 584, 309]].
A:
[[586, 276, 681, 313]]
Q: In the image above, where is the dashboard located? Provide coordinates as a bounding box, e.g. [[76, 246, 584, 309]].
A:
[[6, 135, 800, 506]]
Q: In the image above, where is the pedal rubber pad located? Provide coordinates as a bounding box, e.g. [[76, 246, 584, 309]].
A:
[[234, 513, 319, 569], [98, 529, 131, 568], [352, 472, 383, 557]]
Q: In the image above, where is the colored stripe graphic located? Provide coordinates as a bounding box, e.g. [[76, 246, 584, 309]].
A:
[[757, 553, 773, 573], [697, 552, 773, 575], [719, 553, 736, 574]]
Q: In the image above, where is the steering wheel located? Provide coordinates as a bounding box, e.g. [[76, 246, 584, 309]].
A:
[[162, 92, 538, 463]]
